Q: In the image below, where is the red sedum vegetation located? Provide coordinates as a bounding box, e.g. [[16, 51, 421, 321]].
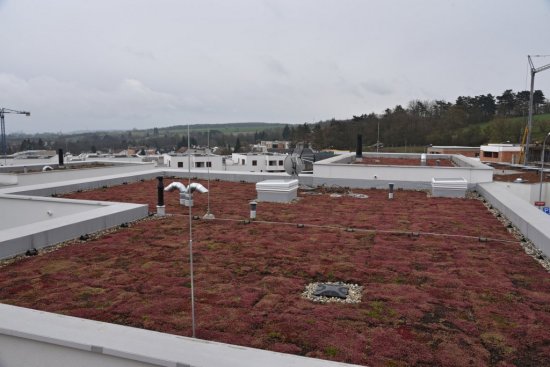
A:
[[355, 157, 454, 167], [1, 179, 550, 366]]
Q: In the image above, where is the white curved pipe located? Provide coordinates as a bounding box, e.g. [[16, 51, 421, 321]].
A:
[[164, 182, 187, 192], [42, 166, 53, 172], [164, 181, 208, 194], [188, 182, 208, 194]]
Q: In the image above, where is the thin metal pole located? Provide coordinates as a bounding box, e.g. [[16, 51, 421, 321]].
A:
[[203, 129, 215, 219], [539, 133, 550, 206], [1, 110, 6, 166], [525, 70, 535, 165], [207, 129, 210, 213], [189, 193, 195, 337], [207, 165, 211, 213], [376, 120, 380, 153], [187, 123, 196, 338], [188, 123, 191, 186]]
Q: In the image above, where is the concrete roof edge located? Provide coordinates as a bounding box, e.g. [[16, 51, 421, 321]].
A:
[[0, 304, 363, 367]]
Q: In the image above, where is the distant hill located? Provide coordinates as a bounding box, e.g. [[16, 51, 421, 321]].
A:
[[9, 122, 287, 139], [150, 122, 286, 135], [6, 122, 289, 155]]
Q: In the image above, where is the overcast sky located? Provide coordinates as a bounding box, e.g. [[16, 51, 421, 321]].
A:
[[1, 0, 550, 133]]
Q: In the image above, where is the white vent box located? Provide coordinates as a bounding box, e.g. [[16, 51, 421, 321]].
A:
[[256, 179, 299, 203], [431, 177, 468, 198]]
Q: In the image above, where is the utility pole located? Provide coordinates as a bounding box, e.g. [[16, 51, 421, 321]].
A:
[[0, 108, 31, 165], [376, 120, 380, 153], [523, 55, 550, 165]]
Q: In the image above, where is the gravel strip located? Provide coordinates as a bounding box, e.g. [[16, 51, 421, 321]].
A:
[[470, 191, 550, 272]]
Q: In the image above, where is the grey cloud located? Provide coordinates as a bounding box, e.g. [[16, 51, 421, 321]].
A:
[[360, 80, 394, 96], [263, 57, 290, 77], [124, 48, 157, 61], [0, 73, 210, 132]]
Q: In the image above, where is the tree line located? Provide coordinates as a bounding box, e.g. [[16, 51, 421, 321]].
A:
[[299, 89, 550, 150]]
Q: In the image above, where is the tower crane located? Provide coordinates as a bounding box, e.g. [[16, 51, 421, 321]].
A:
[[522, 55, 550, 165], [0, 108, 31, 165]]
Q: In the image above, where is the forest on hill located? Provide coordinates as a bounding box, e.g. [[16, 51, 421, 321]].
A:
[[302, 89, 550, 150], [7, 89, 550, 154]]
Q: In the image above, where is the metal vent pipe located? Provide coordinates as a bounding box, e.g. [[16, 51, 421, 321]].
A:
[[156, 176, 165, 216], [250, 201, 257, 219]]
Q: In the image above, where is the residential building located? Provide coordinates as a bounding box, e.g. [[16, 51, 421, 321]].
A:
[[163, 153, 224, 170], [427, 146, 480, 158], [226, 152, 287, 172], [479, 144, 521, 164]]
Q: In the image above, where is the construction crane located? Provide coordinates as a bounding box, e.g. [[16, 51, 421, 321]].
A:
[[0, 108, 31, 165], [523, 55, 550, 165], [519, 125, 529, 164]]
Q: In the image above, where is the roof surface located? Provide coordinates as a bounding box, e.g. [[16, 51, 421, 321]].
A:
[[1, 179, 549, 366]]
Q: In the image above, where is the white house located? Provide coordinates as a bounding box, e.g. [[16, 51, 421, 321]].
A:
[[163, 152, 289, 172], [226, 153, 287, 172], [163, 153, 224, 170]]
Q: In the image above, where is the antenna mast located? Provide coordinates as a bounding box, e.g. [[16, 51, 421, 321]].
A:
[[523, 55, 550, 165]]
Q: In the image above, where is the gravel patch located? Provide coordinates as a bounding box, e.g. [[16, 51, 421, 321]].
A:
[[302, 282, 363, 304]]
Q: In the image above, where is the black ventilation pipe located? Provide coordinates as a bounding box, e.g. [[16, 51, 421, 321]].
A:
[[356, 134, 362, 159], [157, 176, 164, 207], [58, 148, 64, 166]]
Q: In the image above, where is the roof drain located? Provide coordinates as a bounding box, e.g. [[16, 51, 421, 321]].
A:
[[313, 283, 349, 299], [25, 248, 38, 256], [302, 282, 363, 304]]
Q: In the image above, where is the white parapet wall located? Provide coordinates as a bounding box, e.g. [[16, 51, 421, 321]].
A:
[[477, 182, 550, 257], [0, 304, 361, 367], [491, 181, 550, 207], [13, 161, 156, 187], [0, 195, 148, 259], [0, 173, 18, 186], [0, 170, 161, 197], [0, 196, 108, 230], [313, 153, 493, 189]]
